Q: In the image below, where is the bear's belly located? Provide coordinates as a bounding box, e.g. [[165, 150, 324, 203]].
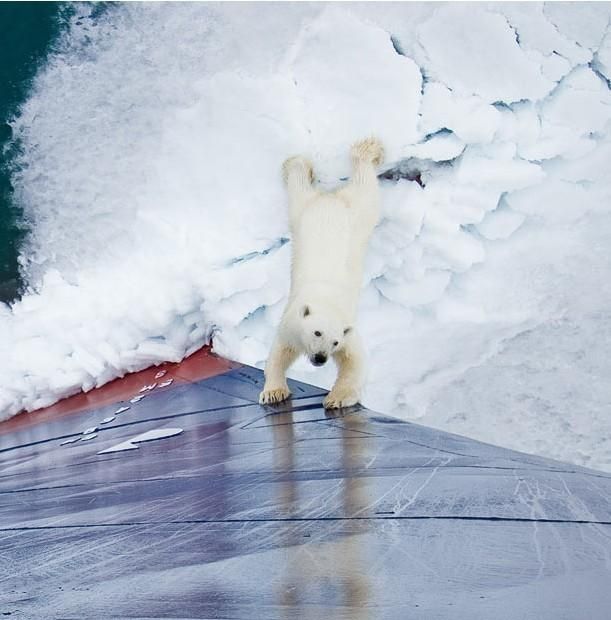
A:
[[291, 203, 369, 296]]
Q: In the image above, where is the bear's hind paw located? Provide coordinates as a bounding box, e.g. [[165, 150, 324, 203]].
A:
[[282, 156, 314, 184], [259, 386, 291, 405], [351, 137, 384, 167]]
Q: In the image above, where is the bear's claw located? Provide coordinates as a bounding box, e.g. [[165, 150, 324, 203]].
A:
[[259, 387, 291, 405], [323, 386, 360, 410]]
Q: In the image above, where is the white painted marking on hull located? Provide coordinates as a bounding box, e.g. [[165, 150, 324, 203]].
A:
[[97, 428, 184, 454], [139, 383, 157, 393], [61, 437, 80, 446]]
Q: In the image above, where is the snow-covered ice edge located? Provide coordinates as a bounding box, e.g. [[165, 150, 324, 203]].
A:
[[2, 3, 611, 471]]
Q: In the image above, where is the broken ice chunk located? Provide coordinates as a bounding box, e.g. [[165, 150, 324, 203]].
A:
[[83, 426, 98, 435], [158, 379, 174, 388], [154, 370, 167, 379], [80, 433, 97, 441], [101, 416, 116, 424], [115, 405, 130, 414], [130, 395, 146, 403]]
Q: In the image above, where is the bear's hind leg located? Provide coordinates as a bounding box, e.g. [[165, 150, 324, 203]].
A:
[[342, 137, 384, 192], [350, 137, 384, 169], [282, 155, 314, 186], [338, 137, 384, 224], [283, 155, 317, 227]]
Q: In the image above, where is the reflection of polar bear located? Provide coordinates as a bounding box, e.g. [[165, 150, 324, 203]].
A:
[[259, 138, 384, 409]]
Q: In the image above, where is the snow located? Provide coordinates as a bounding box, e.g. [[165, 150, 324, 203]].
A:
[[543, 2, 610, 51], [416, 5, 556, 104], [2, 3, 611, 471], [419, 82, 502, 144], [595, 31, 611, 82], [287, 7, 423, 177], [476, 204, 526, 241], [493, 3, 591, 76]]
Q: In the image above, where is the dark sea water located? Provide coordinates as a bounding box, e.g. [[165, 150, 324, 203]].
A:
[[0, 2, 62, 302]]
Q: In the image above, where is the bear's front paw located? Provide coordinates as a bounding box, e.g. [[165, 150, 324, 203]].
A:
[[324, 385, 360, 410], [259, 386, 291, 405]]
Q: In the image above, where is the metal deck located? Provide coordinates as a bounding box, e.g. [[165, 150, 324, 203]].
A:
[[1, 349, 610, 619]]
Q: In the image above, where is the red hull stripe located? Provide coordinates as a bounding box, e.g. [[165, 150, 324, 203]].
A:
[[0, 346, 239, 436]]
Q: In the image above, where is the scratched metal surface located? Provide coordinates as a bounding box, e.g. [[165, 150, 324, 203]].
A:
[[1, 364, 611, 619]]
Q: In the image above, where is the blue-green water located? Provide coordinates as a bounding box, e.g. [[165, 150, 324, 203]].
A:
[[0, 2, 62, 302]]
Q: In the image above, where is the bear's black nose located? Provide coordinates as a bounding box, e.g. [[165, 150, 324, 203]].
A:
[[312, 353, 327, 366]]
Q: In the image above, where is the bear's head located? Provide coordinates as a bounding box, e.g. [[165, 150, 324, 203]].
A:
[[298, 305, 351, 367]]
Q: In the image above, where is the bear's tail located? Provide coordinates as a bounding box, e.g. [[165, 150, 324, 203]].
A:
[[351, 137, 385, 167]]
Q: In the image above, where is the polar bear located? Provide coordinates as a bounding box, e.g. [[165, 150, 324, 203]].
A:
[[259, 137, 384, 409]]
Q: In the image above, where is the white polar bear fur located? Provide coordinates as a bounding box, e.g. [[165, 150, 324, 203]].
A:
[[260, 138, 384, 409]]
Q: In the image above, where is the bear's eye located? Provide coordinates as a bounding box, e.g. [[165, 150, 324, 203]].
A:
[[333, 340, 339, 347], [314, 331, 322, 337]]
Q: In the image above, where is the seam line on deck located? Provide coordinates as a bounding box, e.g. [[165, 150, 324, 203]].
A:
[[0, 463, 607, 495], [3, 515, 611, 532]]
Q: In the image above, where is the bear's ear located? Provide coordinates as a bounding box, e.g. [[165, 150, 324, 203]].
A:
[[344, 327, 352, 336], [302, 305, 311, 318]]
